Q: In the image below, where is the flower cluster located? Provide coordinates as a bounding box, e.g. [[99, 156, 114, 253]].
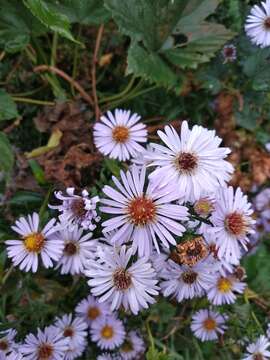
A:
[[3, 109, 260, 358]]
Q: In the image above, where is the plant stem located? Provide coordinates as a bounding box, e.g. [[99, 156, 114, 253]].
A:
[[71, 25, 82, 96], [50, 32, 58, 67], [99, 75, 136, 104], [11, 96, 55, 106], [92, 24, 104, 119]]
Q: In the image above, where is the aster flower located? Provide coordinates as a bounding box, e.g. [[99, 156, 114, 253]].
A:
[[86, 245, 159, 315], [90, 315, 125, 350], [243, 335, 270, 359], [21, 326, 69, 359], [146, 121, 233, 202], [245, 0, 270, 48], [55, 225, 97, 275], [120, 331, 145, 360], [75, 295, 111, 327], [193, 193, 216, 218], [54, 314, 87, 359], [97, 354, 121, 360], [5, 213, 63, 273], [93, 109, 147, 161], [207, 274, 246, 305], [160, 259, 218, 302], [191, 309, 227, 342], [210, 186, 255, 265], [5, 351, 24, 360], [222, 44, 237, 63], [50, 187, 100, 231], [0, 329, 17, 355], [254, 188, 270, 220], [100, 165, 189, 257]]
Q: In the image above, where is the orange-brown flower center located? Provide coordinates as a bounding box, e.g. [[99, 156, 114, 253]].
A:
[[112, 126, 129, 143], [253, 353, 264, 360], [170, 237, 208, 266], [121, 340, 134, 353], [24, 232, 45, 253], [264, 17, 270, 29], [0, 340, 8, 350], [113, 268, 132, 290], [63, 327, 74, 337], [177, 152, 198, 173], [38, 343, 53, 360], [88, 306, 101, 320], [181, 270, 198, 284], [64, 242, 78, 256], [128, 196, 156, 226], [101, 325, 114, 339], [225, 212, 247, 236], [71, 198, 86, 219], [203, 318, 217, 331]]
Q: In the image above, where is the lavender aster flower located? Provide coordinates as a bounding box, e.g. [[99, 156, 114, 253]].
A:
[[245, 0, 270, 48], [97, 354, 121, 360], [51, 187, 100, 231], [210, 186, 255, 265], [0, 329, 17, 355], [191, 309, 228, 342], [55, 224, 97, 275], [21, 326, 69, 359], [243, 335, 270, 359], [54, 314, 87, 360], [146, 121, 233, 202], [254, 188, 270, 220], [100, 165, 188, 257], [86, 245, 159, 314], [207, 274, 246, 305], [160, 259, 218, 302], [120, 331, 145, 360], [5, 213, 63, 272], [90, 315, 125, 350], [94, 109, 147, 161], [75, 295, 110, 327]]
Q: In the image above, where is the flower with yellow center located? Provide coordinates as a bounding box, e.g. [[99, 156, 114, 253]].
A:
[[24, 232, 45, 253]]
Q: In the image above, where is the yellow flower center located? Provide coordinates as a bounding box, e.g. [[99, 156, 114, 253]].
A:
[[203, 318, 217, 331], [194, 198, 213, 217], [24, 232, 45, 252], [217, 277, 232, 293], [101, 325, 114, 339], [112, 126, 129, 143]]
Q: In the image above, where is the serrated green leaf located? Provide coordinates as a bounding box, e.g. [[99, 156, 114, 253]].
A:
[[0, 0, 46, 52], [0, 132, 14, 176], [23, 0, 77, 42], [0, 89, 18, 121], [47, 0, 110, 25]]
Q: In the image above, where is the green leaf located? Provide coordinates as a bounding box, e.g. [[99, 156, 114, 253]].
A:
[[0, 132, 14, 176], [8, 191, 43, 205], [0, 89, 18, 121], [104, 158, 121, 177], [23, 0, 77, 42], [0, 0, 46, 52], [146, 348, 171, 360], [47, 0, 110, 25], [235, 103, 258, 131]]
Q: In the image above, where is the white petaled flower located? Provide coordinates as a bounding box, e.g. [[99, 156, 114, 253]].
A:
[[75, 295, 110, 327], [90, 315, 125, 350], [245, 0, 270, 48], [146, 121, 233, 202], [85, 245, 159, 315], [5, 213, 63, 273], [20, 326, 69, 359], [191, 309, 228, 342], [93, 109, 147, 161], [50, 188, 100, 231], [120, 331, 145, 360], [5, 351, 24, 360], [0, 329, 17, 355], [54, 314, 87, 359], [100, 165, 189, 257], [55, 225, 97, 275], [243, 335, 270, 360], [160, 260, 218, 302], [210, 186, 255, 265], [207, 274, 246, 305], [193, 193, 216, 218], [97, 354, 121, 360]]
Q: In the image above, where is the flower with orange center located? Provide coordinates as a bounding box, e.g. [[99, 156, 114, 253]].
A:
[[112, 125, 129, 143], [101, 325, 114, 340], [38, 343, 53, 360], [24, 232, 45, 253], [225, 212, 247, 236], [88, 306, 101, 320], [191, 309, 227, 342], [203, 318, 217, 331], [128, 196, 156, 226]]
